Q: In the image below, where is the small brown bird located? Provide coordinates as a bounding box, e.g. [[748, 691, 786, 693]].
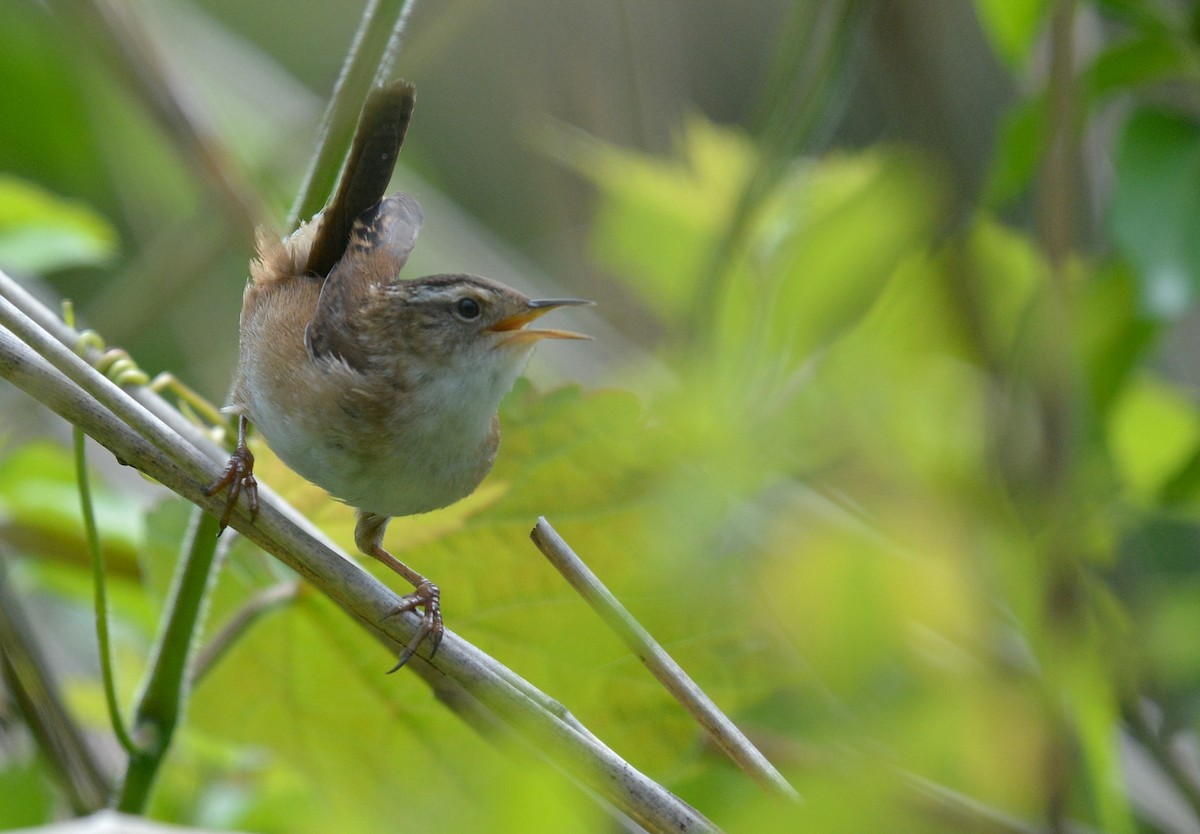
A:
[[206, 81, 589, 670]]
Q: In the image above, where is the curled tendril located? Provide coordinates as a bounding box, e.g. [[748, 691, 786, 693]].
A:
[[74, 326, 152, 387], [62, 300, 229, 444], [65, 301, 146, 386]]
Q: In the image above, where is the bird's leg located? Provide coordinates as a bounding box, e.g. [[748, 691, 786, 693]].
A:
[[203, 414, 258, 532], [355, 511, 443, 672]]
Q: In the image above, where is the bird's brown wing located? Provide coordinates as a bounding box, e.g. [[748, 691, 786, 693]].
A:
[[304, 79, 423, 368], [305, 192, 424, 368]]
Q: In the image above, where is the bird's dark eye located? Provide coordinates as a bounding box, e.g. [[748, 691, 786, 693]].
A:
[[454, 297, 482, 320]]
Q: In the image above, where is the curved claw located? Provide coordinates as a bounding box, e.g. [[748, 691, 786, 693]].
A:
[[382, 580, 442, 673], [203, 443, 257, 533]]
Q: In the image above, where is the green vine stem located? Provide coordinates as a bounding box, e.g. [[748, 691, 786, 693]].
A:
[[74, 427, 139, 759], [64, 302, 141, 759], [115, 511, 224, 812]]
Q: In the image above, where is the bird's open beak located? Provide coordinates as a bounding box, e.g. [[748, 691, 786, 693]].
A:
[[488, 298, 593, 344]]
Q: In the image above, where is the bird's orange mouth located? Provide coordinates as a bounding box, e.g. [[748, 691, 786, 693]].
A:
[[488, 299, 592, 344]]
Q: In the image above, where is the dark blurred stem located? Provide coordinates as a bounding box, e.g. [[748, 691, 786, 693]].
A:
[[1037, 3, 1081, 833], [288, 0, 420, 228], [614, 0, 650, 150], [54, 0, 266, 238], [115, 511, 224, 812], [0, 557, 111, 811], [1039, 0, 1078, 274], [690, 0, 864, 348], [1037, 0, 1079, 489]]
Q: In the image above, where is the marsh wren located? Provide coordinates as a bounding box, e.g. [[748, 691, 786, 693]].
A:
[[206, 81, 589, 670]]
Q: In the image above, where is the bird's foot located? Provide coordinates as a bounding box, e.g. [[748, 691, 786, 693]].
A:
[[203, 442, 258, 533], [381, 579, 442, 672]]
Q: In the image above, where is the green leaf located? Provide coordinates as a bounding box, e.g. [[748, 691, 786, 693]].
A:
[[973, 0, 1051, 68], [1141, 579, 1200, 690], [729, 148, 949, 364], [0, 175, 118, 274], [0, 441, 143, 573], [557, 117, 756, 319], [1080, 263, 1160, 418], [1107, 375, 1200, 500], [1111, 109, 1200, 318], [0, 760, 53, 827], [1086, 32, 1196, 99], [986, 34, 1195, 211], [1095, 0, 1177, 30], [984, 95, 1048, 209]]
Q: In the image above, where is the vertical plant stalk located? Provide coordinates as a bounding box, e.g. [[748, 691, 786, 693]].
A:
[[1036, 0, 1080, 488], [0, 286, 228, 814], [1039, 0, 1078, 824], [115, 511, 224, 812], [1038, 0, 1079, 274], [288, 0, 419, 228], [1030, 4, 1125, 834]]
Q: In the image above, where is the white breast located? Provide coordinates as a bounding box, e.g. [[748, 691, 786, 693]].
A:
[[246, 340, 534, 519]]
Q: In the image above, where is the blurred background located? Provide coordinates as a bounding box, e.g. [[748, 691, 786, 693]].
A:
[[4, 1, 1200, 833]]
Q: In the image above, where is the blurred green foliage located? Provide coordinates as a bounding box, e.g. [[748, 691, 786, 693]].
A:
[[1114, 109, 1200, 317], [0, 178, 117, 276], [975, 0, 1052, 69], [4, 1, 1200, 833]]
